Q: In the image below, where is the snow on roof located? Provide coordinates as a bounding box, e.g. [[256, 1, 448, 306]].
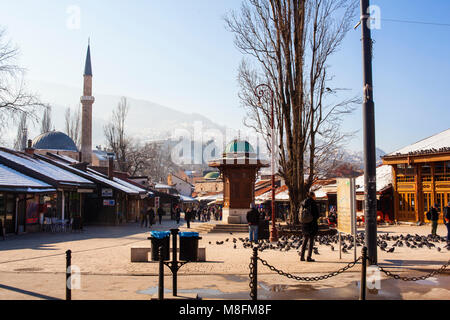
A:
[[34, 154, 139, 195], [0, 164, 54, 189], [113, 177, 147, 194], [387, 128, 450, 156], [178, 194, 198, 202], [154, 183, 174, 189], [0, 150, 93, 185], [355, 165, 393, 193]]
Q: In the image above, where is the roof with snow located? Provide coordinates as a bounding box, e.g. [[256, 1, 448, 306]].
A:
[[355, 165, 393, 193], [0, 164, 56, 193], [385, 128, 450, 157], [0, 149, 93, 186]]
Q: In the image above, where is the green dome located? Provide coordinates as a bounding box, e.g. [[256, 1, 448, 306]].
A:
[[204, 172, 220, 180], [224, 140, 255, 154]]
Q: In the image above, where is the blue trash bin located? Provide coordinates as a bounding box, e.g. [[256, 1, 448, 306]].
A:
[[179, 232, 202, 261], [150, 231, 171, 261]]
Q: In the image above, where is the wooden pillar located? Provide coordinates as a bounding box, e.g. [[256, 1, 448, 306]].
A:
[[392, 165, 399, 222], [415, 164, 423, 222], [431, 164, 436, 209]]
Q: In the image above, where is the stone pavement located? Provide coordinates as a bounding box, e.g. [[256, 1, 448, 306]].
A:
[[0, 220, 448, 300]]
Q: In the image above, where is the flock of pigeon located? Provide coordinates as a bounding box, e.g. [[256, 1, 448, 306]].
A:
[[208, 232, 450, 255], [388, 147, 450, 157]]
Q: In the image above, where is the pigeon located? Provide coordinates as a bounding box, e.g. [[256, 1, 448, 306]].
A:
[[342, 247, 348, 253], [331, 245, 335, 251], [387, 247, 395, 253]]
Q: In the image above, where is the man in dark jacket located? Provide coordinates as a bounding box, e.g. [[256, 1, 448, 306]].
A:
[[246, 203, 260, 243], [300, 192, 320, 262], [148, 207, 155, 227], [427, 204, 440, 236], [157, 207, 164, 225], [185, 208, 192, 229], [176, 207, 181, 224]]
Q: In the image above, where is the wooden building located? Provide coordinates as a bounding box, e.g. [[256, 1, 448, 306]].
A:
[[382, 128, 450, 223], [209, 139, 268, 224]]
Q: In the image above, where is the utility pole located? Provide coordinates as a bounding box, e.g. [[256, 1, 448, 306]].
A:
[[360, 0, 377, 264]]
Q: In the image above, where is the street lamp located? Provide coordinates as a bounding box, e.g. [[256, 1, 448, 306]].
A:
[[255, 83, 278, 242]]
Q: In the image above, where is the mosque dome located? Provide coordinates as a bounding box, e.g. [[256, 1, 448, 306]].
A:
[[224, 139, 255, 155], [204, 171, 220, 180], [32, 131, 79, 152]]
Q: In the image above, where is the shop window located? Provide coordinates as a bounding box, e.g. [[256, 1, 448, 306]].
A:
[[421, 164, 432, 182]]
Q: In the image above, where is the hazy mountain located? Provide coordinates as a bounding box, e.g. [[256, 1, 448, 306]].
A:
[[341, 148, 387, 169], [21, 80, 228, 148]]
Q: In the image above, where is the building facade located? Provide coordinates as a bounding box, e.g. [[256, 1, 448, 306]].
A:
[[382, 128, 450, 223]]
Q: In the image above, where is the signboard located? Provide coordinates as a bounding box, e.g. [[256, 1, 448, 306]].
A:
[[102, 188, 113, 197], [155, 197, 160, 209], [103, 199, 115, 207], [336, 178, 356, 235]]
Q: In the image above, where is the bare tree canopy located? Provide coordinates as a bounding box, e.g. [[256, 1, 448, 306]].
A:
[[226, 0, 359, 224], [65, 105, 81, 148], [104, 97, 131, 173], [0, 27, 45, 132], [40, 105, 53, 134], [13, 112, 27, 151]]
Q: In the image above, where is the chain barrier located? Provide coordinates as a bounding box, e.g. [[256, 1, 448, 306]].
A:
[[256, 255, 362, 282], [369, 258, 450, 282]]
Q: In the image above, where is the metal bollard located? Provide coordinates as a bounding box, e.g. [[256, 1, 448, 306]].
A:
[[158, 246, 164, 300], [170, 228, 179, 297], [251, 247, 258, 301], [66, 250, 71, 301], [360, 247, 367, 301]]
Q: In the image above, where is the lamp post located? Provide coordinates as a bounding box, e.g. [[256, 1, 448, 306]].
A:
[[255, 84, 278, 242]]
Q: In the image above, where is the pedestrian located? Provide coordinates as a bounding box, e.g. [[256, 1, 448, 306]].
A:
[[176, 207, 181, 224], [149, 207, 155, 227], [444, 201, 450, 243], [140, 207, 148, 228], [157, 207, 164, 225], [246, 203, 259, 243], [300, 192, 320, 262], [427, 204, 440, 236], [185, 208, 192, 229]]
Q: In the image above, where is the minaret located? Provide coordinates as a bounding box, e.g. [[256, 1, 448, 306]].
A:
[[80, 40, 95, 164]]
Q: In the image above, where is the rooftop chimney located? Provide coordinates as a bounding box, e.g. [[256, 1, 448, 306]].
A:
[[25, 139, 34, 155], [108, 154, 114, 180]]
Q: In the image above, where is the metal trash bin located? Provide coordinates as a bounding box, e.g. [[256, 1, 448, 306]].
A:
[[179, 232, 202, 261], [150, 231, 171, 261]]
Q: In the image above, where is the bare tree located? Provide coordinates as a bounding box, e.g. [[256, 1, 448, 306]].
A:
[[65, 105, 81, 148], [226, 0, 359, 224], [104, 97, 131, 172], [0, 28, 45, 135], [13, 112, 27, 151], [127, 140, 180, 180], [40, 105, 52, 134]]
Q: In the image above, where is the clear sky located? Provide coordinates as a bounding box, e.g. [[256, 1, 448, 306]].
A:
[[1, 0, 450, 154]]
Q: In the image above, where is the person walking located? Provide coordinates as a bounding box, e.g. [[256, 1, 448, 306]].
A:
[[427, 204, 440, 237], [148, 207, 155, 228], [300, 192, 320, 262], [157, 207, 164, 225], [444, 202, 450, 243], [246, 203, 259, 243], [185, 208, 192, 229], [140, 207, 148, 228], [176, 207, 181, 224]]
